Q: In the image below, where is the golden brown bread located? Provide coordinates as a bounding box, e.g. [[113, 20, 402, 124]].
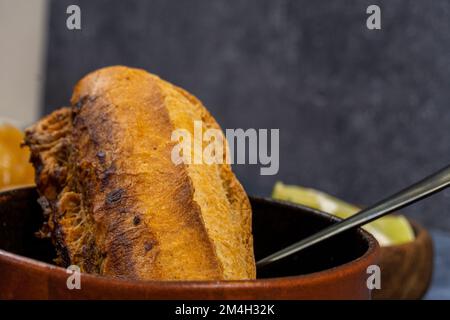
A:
[[24, 66, 256, 280]]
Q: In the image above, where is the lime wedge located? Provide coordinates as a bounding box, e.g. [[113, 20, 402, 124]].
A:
[[272, 182, 415, 246]]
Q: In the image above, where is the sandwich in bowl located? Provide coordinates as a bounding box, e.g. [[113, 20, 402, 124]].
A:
[[24, 66, 256, 280]]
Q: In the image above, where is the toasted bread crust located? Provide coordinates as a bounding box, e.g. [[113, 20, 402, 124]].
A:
[[25, 66, 255, 280]]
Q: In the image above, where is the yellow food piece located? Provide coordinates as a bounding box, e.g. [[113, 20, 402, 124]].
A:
[[0, 124, 35, 191], [272, 182, 415, 246]]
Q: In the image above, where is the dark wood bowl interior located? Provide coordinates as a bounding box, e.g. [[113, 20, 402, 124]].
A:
[[0, 187, 372, 279]]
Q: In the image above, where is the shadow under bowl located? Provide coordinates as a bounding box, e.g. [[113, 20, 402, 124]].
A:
[[0, 187, 379, 299]]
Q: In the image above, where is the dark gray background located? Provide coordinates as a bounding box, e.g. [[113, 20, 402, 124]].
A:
[[44, 0, 450, 231]]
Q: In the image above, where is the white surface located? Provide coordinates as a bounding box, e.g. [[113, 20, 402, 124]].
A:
[[0, 0, 48, 127]]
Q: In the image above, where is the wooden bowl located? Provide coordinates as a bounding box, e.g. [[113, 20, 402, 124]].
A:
[[0, 187, 379, 300], [373, 221, 433, 300]]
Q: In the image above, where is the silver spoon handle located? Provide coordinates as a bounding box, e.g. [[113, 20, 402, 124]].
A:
[[257, 165, 450, 268]]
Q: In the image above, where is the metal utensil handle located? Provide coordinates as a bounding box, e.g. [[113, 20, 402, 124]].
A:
[[257, 165, 450, 268]]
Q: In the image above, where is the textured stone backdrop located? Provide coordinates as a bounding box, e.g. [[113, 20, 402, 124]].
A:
[[44, 0, 450, 231]]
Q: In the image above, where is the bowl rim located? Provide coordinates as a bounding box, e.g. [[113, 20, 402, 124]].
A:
[[0, 187, 380, 288]]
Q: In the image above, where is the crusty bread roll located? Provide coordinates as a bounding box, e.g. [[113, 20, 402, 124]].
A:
[[24, 66, 256, 280]]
